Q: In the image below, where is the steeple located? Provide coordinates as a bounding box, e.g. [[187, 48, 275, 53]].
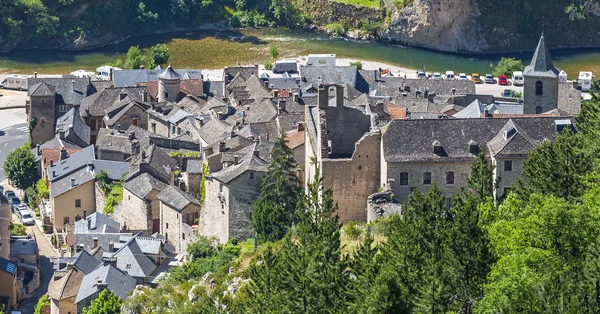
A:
[[524, 33, 559, 77], [158, 64, 181, 81]]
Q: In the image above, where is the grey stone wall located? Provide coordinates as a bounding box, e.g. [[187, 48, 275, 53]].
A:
[[322, 132, 380, 222], [111, 105, 148, 131], [97, 149, 127, 162], [94, 182, 107, 215], [114, 188, 148, 232], [184, 173, 202, 199], [227, 171, 263, 241], [149, 114, 170, 137], [199, 179, 230, 243], [492, 156, 525, 199], [325, 105, 371, 157], [30, 95, 56, 145], [387, 160, 473, 204], [523, 75, 558, 114], [160, 202, 200, 253]]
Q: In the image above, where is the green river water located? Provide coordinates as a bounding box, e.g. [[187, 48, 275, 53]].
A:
[[0, 28, 599, 78]]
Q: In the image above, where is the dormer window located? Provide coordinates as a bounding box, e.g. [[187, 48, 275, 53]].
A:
[[469, 140, 479, 155], [433, 140, 443, 156], [503, 128, 517, 140]]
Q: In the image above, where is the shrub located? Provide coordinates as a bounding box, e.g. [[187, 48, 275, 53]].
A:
[[269, 44, 280, 59], [264, 62, 273, 70], [349, 60, 363, 70], [326, 22, 346, 36], [343, 221, 363, 239], [35, 179, 49, 199], [10, 222, 27, 236]]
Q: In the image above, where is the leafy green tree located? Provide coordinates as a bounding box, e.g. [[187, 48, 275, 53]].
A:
[[575, 85, 600, 151], [565, 3, 586, 21], [124, 45, 146, 69], [252, 133, 300, 242], [3, 141, 39, 190], [34, 295, 50, 314], [519, 128, 593, 201], [268, 44, 279, 59], [35, 179, 49, 199], [82, 290, 122, 314], [148, 43, 170, 69], [10, 221, 27, 236], [490, 57, 525, 78], [467, 147, 495, 200], [350, 60, 363, 70], [95, 169, 111, 195]]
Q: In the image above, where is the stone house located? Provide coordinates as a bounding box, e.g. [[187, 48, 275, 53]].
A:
[[304, 84, 380, 222], [158, 186, 201, 253], [72, 212, 129, 252], [55, 107, 90, 148], [200, 143, 269, 243], [381, 117, 573, 206], [79, 86, 147, 144], [0, 257, 17, 309], [115, 172, 167, 234], [74, 264, 136, 313], [102, 236, 158, 284], [103, 96, 151, 131], [27, 77, 93, 145]]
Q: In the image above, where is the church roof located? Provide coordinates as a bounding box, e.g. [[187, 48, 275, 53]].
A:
[[524, 33, 560, 78]]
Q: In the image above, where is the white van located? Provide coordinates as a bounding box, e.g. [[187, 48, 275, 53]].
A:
[[445, 71, 455, 80], [70, 69, 95, 78], [512, 71, 524, 86], [306, 54, 336, 67], [96, 66, 121, 81], [0, 74, 29, 90], [578, 71, 593, 92]]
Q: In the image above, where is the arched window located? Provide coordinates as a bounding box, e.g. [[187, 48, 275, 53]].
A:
[[536, 81, 543, 95], [446, 171, 455, 185], [423, 172, 432, 185], [399, 172, 409, 186]]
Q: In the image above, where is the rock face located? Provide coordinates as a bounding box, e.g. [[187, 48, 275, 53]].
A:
[[381, 0, 488, 53]]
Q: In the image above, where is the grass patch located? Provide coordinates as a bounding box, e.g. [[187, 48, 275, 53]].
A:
[[333, 0, 381, 8]]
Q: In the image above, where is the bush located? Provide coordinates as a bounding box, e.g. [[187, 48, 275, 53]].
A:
[[10, 222, 27, 236], [343, 221, 363, 239], [360, 21, 382, 35], [269, 44, 280, 59], [490, 57, 524, 78], [34, 295, 49, 314], [25, 186, 36, 209], [264, 62, 273, 70], [326, 22, 346, 36], [36, 179, 49, 199], [170, 236, 239, 282], [349, 60, 363, 70]]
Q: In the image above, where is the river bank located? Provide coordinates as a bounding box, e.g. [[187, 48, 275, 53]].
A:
[[1, 28, 599, 78]]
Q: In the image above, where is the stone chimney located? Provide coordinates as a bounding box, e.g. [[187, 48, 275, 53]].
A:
[[117, 124, 121, 132], [108, 242, 114, 252], [87, 161, 94, 172], [218, 142, 226, 153], [92, 237, 98, 249], [130, 140, 140, 156], [87, 218, 92, 230], [253, 150, 260, 158], [128, 131, 135, 140], [59, 130, 66, 139], [72, 80, 75, 91], [297, 122, 305, 132], [70, 177, 75, 187], [141, 149, 147, 159], [50, 160, 54, 167], [34, 72, 38, 78], [233, 155, 239, 164], [59, 147, 68, 160]]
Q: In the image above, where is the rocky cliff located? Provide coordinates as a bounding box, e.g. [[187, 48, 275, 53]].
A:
[[311, 0, 600, 54]]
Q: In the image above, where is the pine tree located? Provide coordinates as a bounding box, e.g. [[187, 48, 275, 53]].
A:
[[252, 132, 300, 242], [467, 147, 495, 201]]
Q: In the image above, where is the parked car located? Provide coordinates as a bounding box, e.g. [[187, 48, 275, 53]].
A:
[[471, 73, 481, 83], [512, 71, 524, 86], [433, 72, 442, 80], [498, 75, 508, 85], [502, 89, 514, 97], [485, 74, 494, 84], [5, 190, 15, 199], [13, 204, 27, 215], [19, 209, 34, 226], [417, 70, 426, 79], [10, 197, 21, 210], [445, 71, 455, 80], [458, 73, 468, 80]]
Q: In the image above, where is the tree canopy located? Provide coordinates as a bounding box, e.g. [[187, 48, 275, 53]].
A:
[[82, 289, 122, 314], [490, 57, 525, 78], [3, 141, 39, 190]]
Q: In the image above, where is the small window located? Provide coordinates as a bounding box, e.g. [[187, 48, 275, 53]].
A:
[[166, 223, 169, 229], [41, 98, 45, 103], [63, 216, 69, 225], [423, 172, 432, 185], [504, 160, 513, 172], [446, 171, 455, 185], [469, 144, 479, 155], [249, 172, 254, 180], [131, 118, 138, 126], [164, 92, 169, 99], [399, 172, 409, 186], [151, 122, 156, 133], [535, 106, 543, 114], [182, 233, 185, 240], [75, 199, 81, 207], [535, 81, 543, 95]]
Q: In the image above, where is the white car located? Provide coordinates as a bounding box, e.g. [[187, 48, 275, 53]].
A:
[[458, 73, 468, 80], [19, 209, 34, 226], [445, 71, 455, 80], [433, 72, 442, 80]]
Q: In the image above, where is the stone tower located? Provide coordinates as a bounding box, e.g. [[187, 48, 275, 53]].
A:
[[523, 33, 560, 114], [158, 65, 181, 103]]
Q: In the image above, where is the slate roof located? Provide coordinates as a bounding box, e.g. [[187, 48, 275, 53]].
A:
[[55, 107, 91, 146], [453, 99, 486, 118], [123, 172, 168, 200], [524, 33, 560, 78], [238, 120, 279, 142], [204, 81, 225, 98], [75, 212, 121, 234], [376, 78, 476, 97], [75, 264, 136, 304], [300, 66, 358, 87], [48, 267, 86, 301], [158, 185, 200, 211], [72, 250, 103, 275], [126, 144, 178, 183], [185, 159, 205, 175], [197, 115, 234, 146], [111, 237, 156, 279], [50, 158, 129, 197], [382, 117, 571, 162], [29, 82, 55, 96], [28, 78, 91, 105], [103, 96, 151, 127], [37, 137, 84, 152], [486, 120, 539, 158], [133, 236, 164, 255], [223, 66, 258, 84], [113, 68, 202, 87], [244, 99, 278, 124], [50, 166, 95, 197], [557, 83, 582, 115], [210, 143, 269, 184], [158, 65, 181, 80], [79, 87, 146, 117], [9, 238, 38, 257]]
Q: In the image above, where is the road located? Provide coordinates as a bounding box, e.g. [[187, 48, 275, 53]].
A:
[[19, 224, 57, 314], [0, 108, 29, 182]]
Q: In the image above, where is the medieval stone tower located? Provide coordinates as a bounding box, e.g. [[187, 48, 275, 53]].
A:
[[158, 65, 181, 103], [523, 33, 559, 114]]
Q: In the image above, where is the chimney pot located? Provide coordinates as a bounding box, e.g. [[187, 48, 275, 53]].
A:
[[142, 150, 147, 159], [36, 144, 40, 155], [109, 242, 114, 252], [88, 219, 92, 230], [83, 209, 87, 218], [117, 124, 121, 132], [70, 177, 75, 187], [218, 142, 226, 153], [34, 72, 38, 78], [297, 123, 305, 132], [128, 131, 135, 140], [59, 147, 68, 160], [233, 155, 239, 164], [72, 80, 75, 90], [50, 159, 54, 167]]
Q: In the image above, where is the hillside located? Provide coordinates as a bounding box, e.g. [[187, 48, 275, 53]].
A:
[[1, 0, 600, 53]]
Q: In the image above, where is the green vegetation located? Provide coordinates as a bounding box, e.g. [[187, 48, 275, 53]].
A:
[[34, 295, 49, 314], [148, 43, 170, 69], [169, 151, 199, 158], [3, 141, 39, 190], [342, 220, 363, 239], [97, 169, 123, 214], [82, 290, 122, 314], [349, 60, 363, 70], [490, 57, 524, 78], [35, 179, 49, 199], [325, 22, 347, 36], [199, 160, 209, 205], [392, 0, 413, 9], [252, 133, 300, 242], [565, 3, 586, 21], [333, 0, 381, 8], [268, 44, 280, 59], [10, 222, 27, 236], [264, 61, 273, 70], [169, 237, 241, 282]]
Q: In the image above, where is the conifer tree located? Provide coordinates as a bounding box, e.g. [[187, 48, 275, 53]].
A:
[[252, 132, 300, 242], [467, 147, 496, 200]]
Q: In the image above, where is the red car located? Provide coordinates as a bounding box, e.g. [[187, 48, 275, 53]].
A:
[[498, 75, 508, 85]]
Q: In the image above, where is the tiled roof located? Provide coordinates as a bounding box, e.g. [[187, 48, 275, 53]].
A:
[[285, 129, 305, 149], [524, 34, 560, 78], [382, 117, 571, 162], [42, 147, 81, 171], [386, 103, 407, 119], [75, 264, 136, 304], [158, 185, 200, 211]]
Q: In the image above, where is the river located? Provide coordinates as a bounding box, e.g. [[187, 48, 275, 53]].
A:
[[0, 28, 599, 78]]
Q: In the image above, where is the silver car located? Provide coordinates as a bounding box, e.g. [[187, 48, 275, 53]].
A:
[[19, 209, 34, 226]]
